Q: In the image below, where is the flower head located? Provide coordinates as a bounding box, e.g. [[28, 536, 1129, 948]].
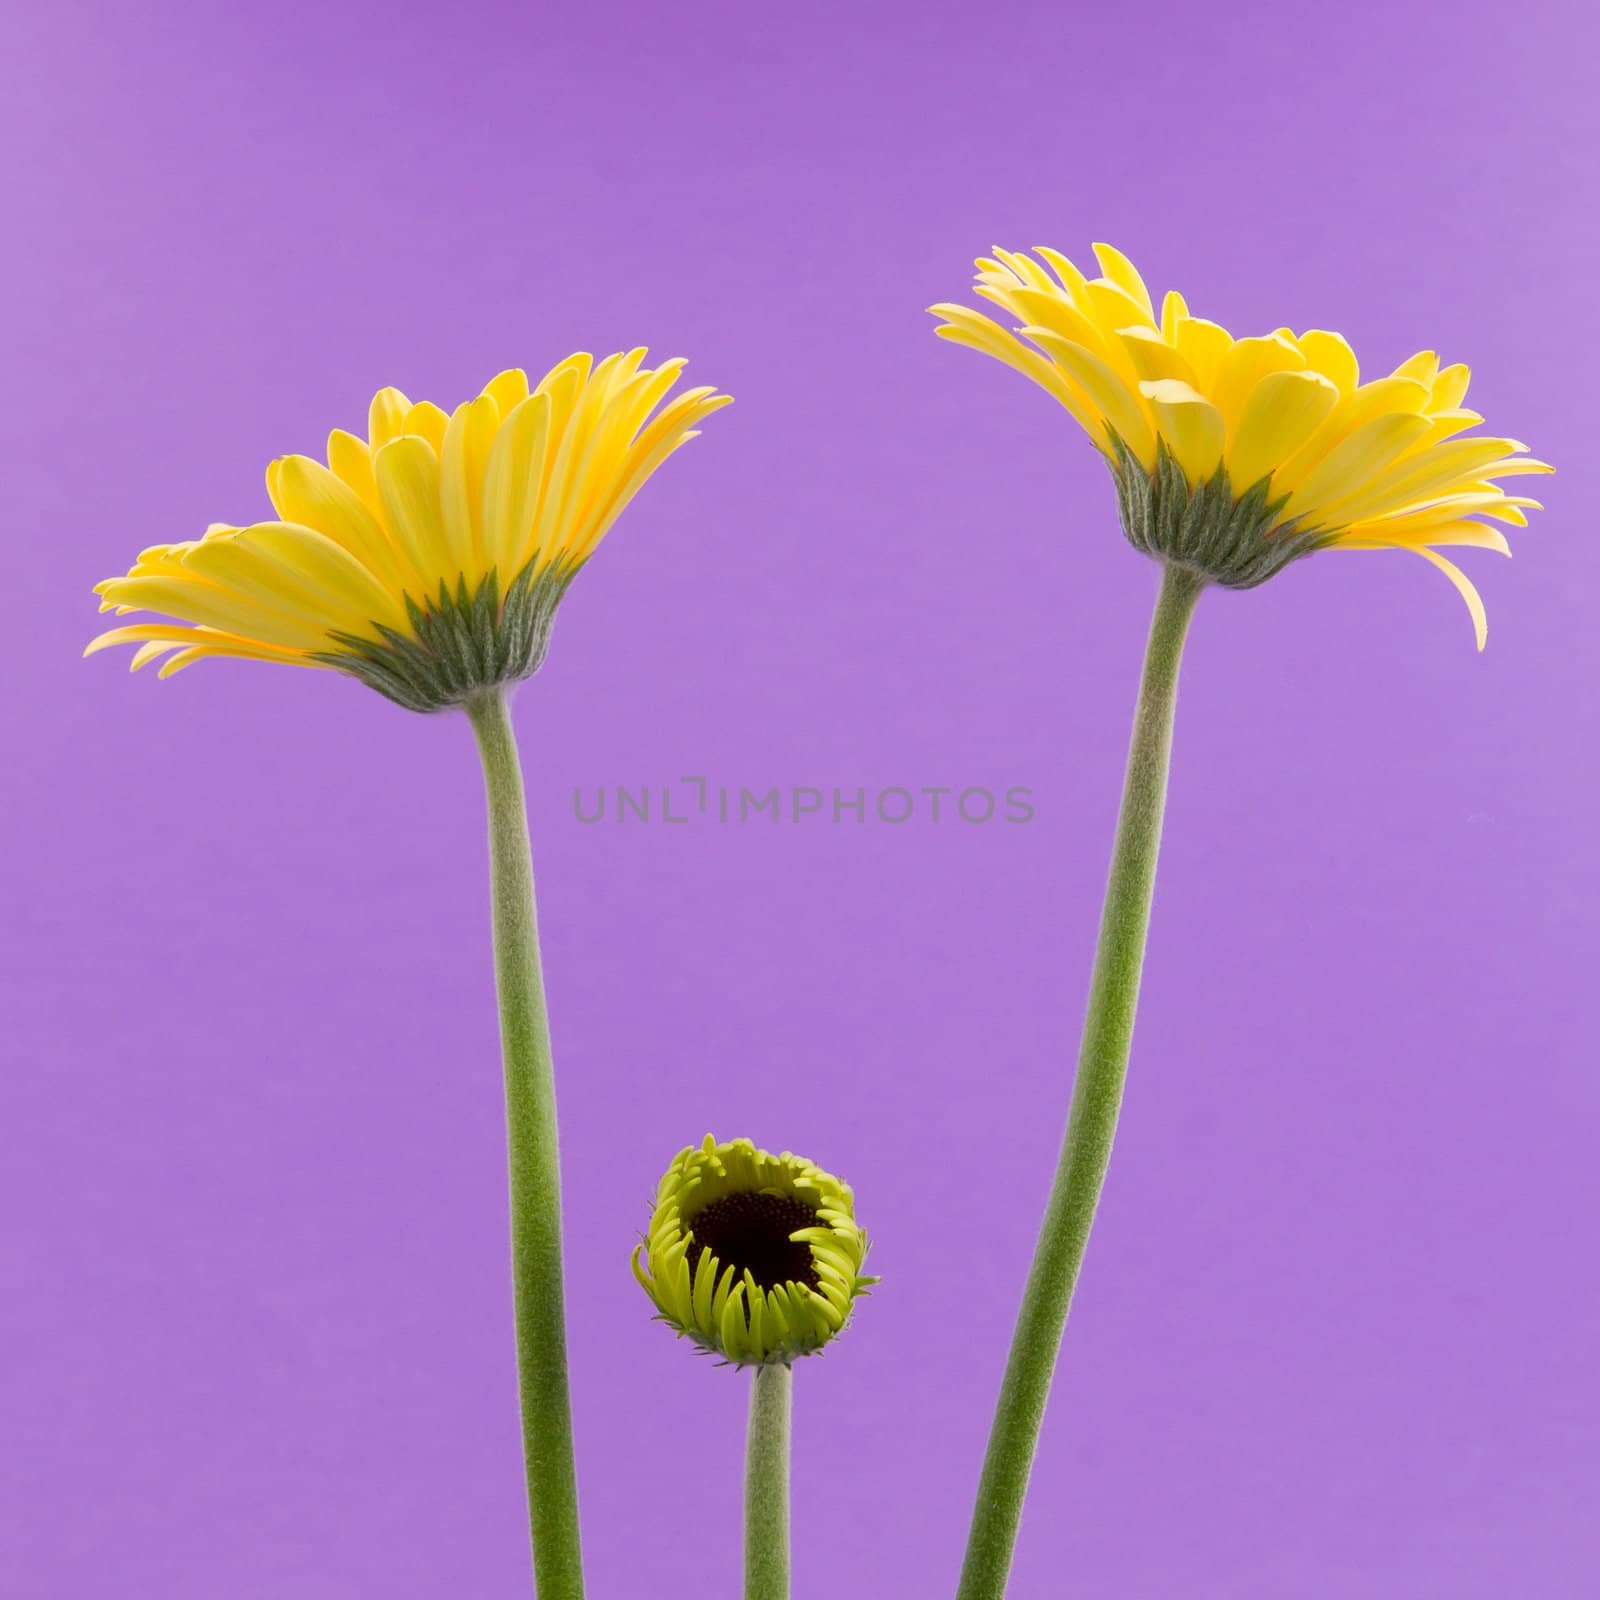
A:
[[931, 245, 1550, 646], [87, 353, 731, 709], [632, 1135, 875, 1367]]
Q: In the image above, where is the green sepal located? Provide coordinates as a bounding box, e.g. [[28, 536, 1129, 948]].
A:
[[313, 557, 580, 712], [1105, 430, 1335, 589]]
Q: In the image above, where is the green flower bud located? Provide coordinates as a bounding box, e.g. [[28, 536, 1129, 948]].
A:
[[632, 1135, 876, 1367]]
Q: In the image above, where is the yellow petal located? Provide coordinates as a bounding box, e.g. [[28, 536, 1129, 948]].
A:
[[1211, 334, 1306, 430], [1140, 379, 1224, 483], [997, 285, 1134, 380], [130, 640, 185, 670], [271, 454, 402, 586], [481, 390, 552, 576], [1392, 350, 1439, 384], [1117, 326, 1198, 387], [241, 521, 400, 630], [1413, 546, 1487, 650], [403, 400, 450, 452], [1429, 363, 1470, 412], [326, 428, 384, 520], [84, 622, 191, 657], [1091, 243, 1155, 320], [1355, 490, 1541, 533], [367, 387, 412, 450], [594, 359, 688, 459], [1082, 277, 1155, 335], [556, 365, 681, 552], [1282, 412, 1434, 524], [1337, 518, 1512, 556], [572, 393, 733, 563], [1296, 329, 1359, 394], [1480, 504, 1530, 526], [1024, 330, 1156, 468], [1342, 375, 1433, 419], [1033, 246, 1090, 300], [439, 394, 501, 579], [153, 641, 326, 679], [1467, 457, 1553, 478], [482, 368, 530, 413], [971, 276, 1028, 327], [177, 530, 363, 631], [1322, 437, 1541, 527], [1159, 290, 1189, 343], [1270, 376, 1432, 492], [535, 352, 593, 412], [94, 571, 330, 651], [536, 369, 619, 566], [1171, 316, 1233, 395], [596, 346, 649, 404], [1227, 370, 1339, 491], [990, 248, 1054, 290], [931, 306, 1100, 433], [1419, 408, 1485, 446], [373, 435, 448, 588], [84, 621, 308, 666]]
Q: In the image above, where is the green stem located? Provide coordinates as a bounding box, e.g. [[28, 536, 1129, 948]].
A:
[[744, 1363, 792, 1600], [466, 689, 585, 1600], [956, 562, 1204, 1600]]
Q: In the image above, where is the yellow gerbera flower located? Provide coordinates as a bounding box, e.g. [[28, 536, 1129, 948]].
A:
[[87, 351, 731, 708], [633, 1135, 876, 1367], [931, 244, 1550, 647]]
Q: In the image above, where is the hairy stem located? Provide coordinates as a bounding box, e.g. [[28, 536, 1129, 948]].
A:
[[956, 562, 1204, 1599], [744, 1363, 792, 1600], [467, 689, 585, 1599]]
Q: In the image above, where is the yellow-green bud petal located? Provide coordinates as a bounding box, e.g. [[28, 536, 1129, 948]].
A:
[[633, 1135, 876, 1367]]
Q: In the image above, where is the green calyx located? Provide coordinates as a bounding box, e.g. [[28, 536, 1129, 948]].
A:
[[314, 558, 579, 713], [1106, 430, 1334, 590], [633, 1135, 877, 1368]]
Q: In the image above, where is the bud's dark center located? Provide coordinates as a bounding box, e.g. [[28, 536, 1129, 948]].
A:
[[685, 1191, 820, 1291]]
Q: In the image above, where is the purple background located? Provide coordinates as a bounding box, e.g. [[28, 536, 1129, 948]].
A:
[[5, 2, 1597, 1595]]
